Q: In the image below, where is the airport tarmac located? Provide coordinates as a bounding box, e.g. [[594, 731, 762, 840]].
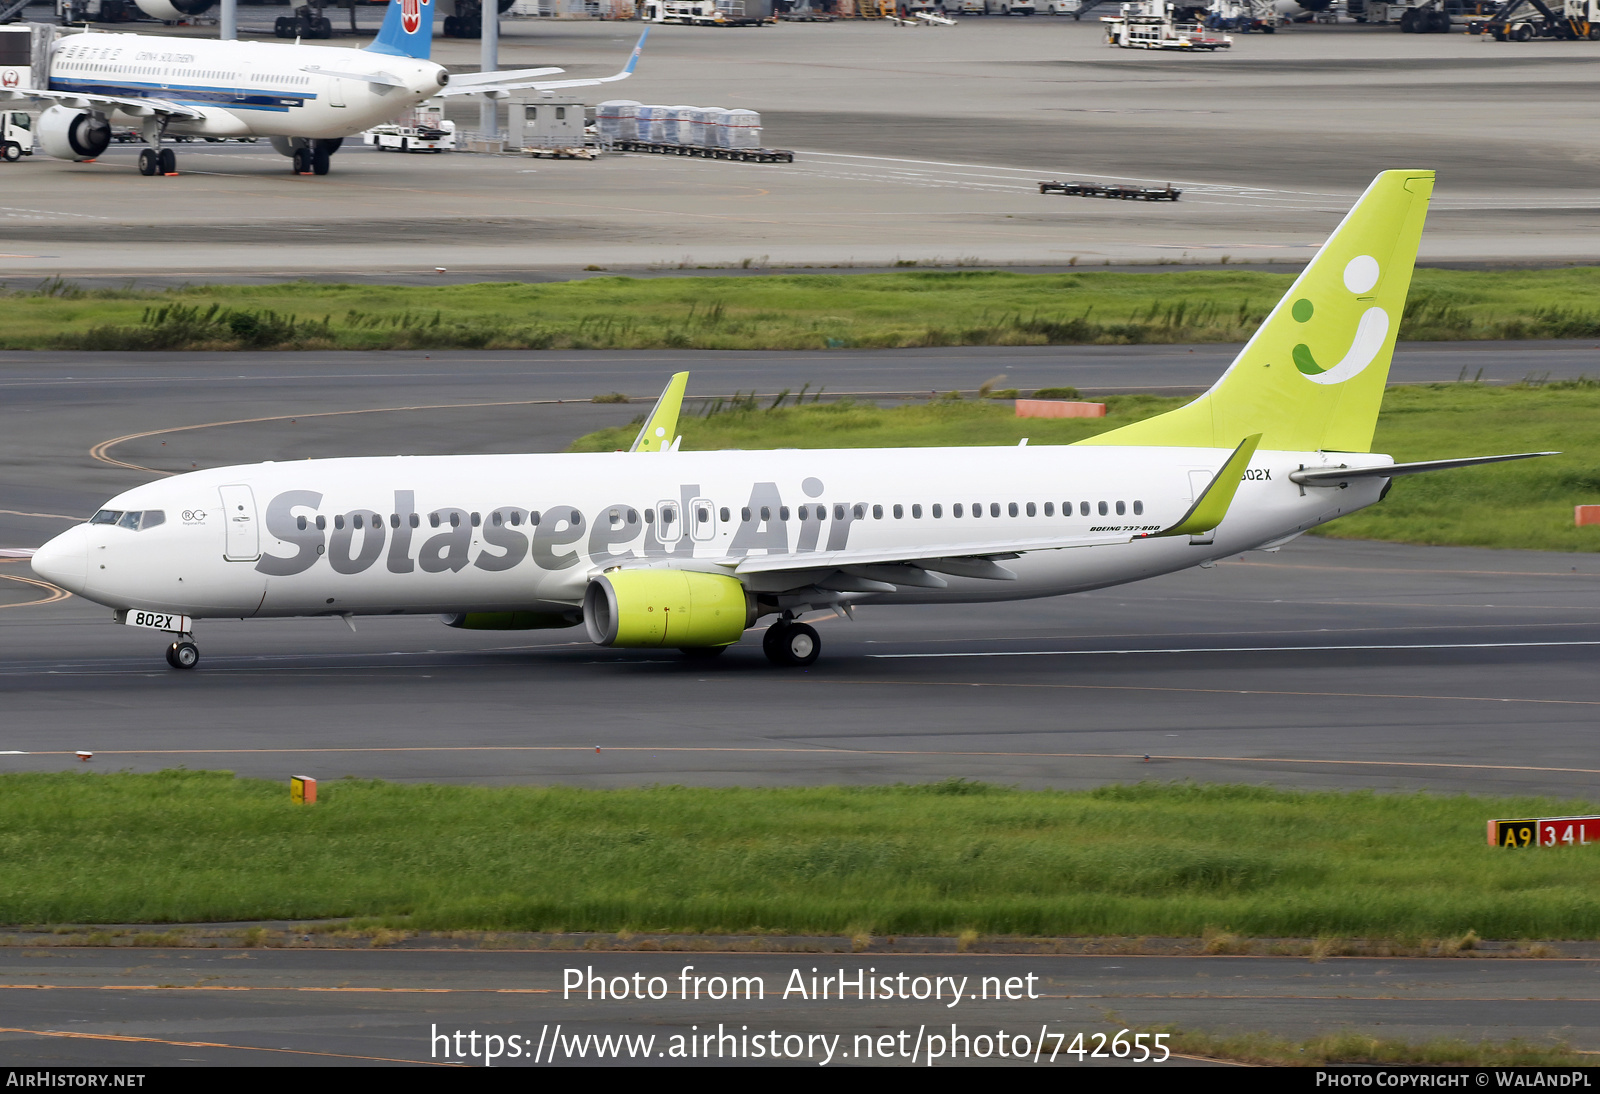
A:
[[0, 18, 1596, 273], [2, 343, 1599, 799]]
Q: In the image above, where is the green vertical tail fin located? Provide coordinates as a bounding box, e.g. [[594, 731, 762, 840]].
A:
[[1078, 169, 1435, 453]]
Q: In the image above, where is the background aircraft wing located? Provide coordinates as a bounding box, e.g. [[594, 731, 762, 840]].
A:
[[0, 86, 203, 120], [435, 28, 646, 98]]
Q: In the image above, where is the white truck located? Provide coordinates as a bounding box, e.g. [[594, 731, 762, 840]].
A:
[[0, 111, 33, 162], [984, 0, 1037, 11]]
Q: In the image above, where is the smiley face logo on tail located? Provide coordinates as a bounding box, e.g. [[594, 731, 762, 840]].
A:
[[1290, 255, 1390, 387]]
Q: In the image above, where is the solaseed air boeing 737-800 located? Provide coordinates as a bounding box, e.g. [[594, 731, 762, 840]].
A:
[[30, 170, 1552, 669], [0, 0, 644, 176]]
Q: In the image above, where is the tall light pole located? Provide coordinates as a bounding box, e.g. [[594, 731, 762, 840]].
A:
[[220, 0, 236, 40], [478, 1, 499, 139]]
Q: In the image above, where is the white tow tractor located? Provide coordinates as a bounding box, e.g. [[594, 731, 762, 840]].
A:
[[363, 101, 456, 154], [1103, 0, 1232, 46]]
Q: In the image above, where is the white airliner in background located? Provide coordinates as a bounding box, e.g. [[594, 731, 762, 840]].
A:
[[30, 171, 1551, 669], [0, 0, 645, 176]]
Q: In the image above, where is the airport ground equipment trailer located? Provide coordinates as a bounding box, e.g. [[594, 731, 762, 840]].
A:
[[1039, 180, 1181, 201], [1469, 0, 1599, 36], [1103, 0, 1232, 46], [613, 139, 794, 162]]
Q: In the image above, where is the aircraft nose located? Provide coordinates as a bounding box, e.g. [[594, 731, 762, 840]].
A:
[[30, 524, 89, 595]]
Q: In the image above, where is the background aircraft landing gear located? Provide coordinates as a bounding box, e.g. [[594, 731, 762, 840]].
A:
[[165, 638, 199, 670], [763, 619, 820, 667]]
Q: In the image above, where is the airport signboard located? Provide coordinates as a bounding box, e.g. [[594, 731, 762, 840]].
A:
[[1488, 816, 1600, 848]]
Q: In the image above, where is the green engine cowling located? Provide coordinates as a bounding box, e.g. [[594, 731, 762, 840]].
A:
[[583, 569, 755, 648]]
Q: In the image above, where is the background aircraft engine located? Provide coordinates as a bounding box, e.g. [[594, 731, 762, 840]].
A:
[[584, 569, 754, 649], [38, 106, 110, 161], [133, 0, 218, 19]]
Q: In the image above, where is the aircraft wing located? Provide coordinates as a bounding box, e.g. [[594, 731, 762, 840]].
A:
[[0, 86, 203, 120], [435, 28, 646, 98]]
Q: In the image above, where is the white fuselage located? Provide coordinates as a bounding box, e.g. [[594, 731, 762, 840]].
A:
[[49, 32, 447, 138], [33, 445, 1389, 621]]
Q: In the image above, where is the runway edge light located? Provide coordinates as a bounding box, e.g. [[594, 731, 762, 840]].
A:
[[1488, 816, 1600, 847], [291, 775, 317, 805]]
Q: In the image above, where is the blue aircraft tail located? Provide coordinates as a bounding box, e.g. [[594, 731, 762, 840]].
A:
[[367, 0, 433, 60]]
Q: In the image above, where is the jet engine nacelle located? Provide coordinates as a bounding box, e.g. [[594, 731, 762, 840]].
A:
[[132, 0, 218, 20], [38, 105, 110, 161], [583, 569, 755, 649]]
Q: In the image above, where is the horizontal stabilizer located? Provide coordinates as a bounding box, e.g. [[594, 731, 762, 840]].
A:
[[1289, 451, 1557, 486], [438, 28, 646, 98], [445, 67, 564, 87]]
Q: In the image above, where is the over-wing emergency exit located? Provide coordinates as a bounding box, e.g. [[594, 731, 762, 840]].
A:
[[0, 0, 644, 175], [30, 172, 1555, 668]]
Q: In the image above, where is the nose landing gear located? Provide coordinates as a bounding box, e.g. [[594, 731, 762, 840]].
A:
[[165, 637, 199, 670]]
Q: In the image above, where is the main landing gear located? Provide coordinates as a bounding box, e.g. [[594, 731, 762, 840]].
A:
[[165, 635, 199, 670], [137, 147, 177, 177], [763, 618, 820, 667], [277, 137, 341, 176]]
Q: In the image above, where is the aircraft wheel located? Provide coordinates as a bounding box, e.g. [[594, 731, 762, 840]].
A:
[[3, 142, 22, 163], [292, 147, 311, 174], [780, 622, 820, 667], [311, 148, 331, 175], [157, 148, 176, 174], [166, 641, 199, 670], [138, 148, 158, 175]]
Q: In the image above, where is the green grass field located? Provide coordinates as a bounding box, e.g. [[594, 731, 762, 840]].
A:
[[4, 772, 1597, 939], [570, 382, 1600, 552], [8, 267, 1600, 351]]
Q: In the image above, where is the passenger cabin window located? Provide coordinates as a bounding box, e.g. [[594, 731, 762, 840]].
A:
[[893, 504, 903, 519], [853, 503, 865, 519], [873, 504, 883, 520], [1009, 503, 1019, 517], [1025, 502, 1035, 517], [953, 503, 963, 517], [742, 507, 752, 522], [1080, 502, 1090, 516], [991, 503, 1001, 518], [1115, 501, 1125, 516], [719, 507, 730, 523], [1044, 502, 1054, 516], [932, 504, 942, 518], [1098, 501, 1108, 516], [1134, 501, 1144, 515], [779, 506, 790, 521], [912, 504, 922, 518]]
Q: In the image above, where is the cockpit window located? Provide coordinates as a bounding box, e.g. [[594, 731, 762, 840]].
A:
[[91, 509, 164, 530]]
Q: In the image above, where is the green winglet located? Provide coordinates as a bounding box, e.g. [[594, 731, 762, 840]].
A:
[[1151, 434, 1262, 539], [629, 372, 690, 453]]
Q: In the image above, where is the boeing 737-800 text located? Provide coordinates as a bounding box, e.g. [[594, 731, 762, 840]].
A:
[[30, 171, 1552, 668], [0, 0, 644, 175]]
